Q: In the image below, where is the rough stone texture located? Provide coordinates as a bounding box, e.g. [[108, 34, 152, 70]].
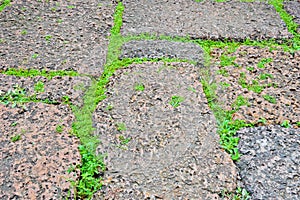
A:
[[0, 103, 81, 199], [236, 126, 300, 199], [0, 0, 115, 76], [93, 62, 237, 199], [121, 0, 292, 41], [284, 1, 300, 33], [0, 74, 92, 107], [211, 46, 300, 126], [120, 40, 204, 62]]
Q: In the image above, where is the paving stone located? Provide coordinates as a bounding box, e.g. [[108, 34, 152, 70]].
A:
[[0, 74, 92, 107], [0, 103, 81, 199], [236, 126, 300, 199], [121, 0, 292, 41], [284, 1, 300, 33], [211, 46, 300, 126], [120, 40, 204, 62], [0, 0, 115, 76], [93, 62, 237, 199]]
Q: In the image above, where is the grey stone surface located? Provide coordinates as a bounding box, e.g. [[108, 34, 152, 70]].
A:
[[284, 1, 300, 33], [93, 62, 237, 199], [120, 40, 204, 62], [0, 74, 92, 107], [121, 0, 292, 41], [0, 0, 115, 76], [236, 126, 300, 200]]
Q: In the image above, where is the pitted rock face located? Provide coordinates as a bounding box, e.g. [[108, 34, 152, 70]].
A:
[[121, 0, 292, 40], [120, 40, 204, 62], [93, 62, 237, 199], [0, 103, 81, 199], [0, 0, 115, 76], [237, 126, 300, 200], [284, 1, 300, 33], [0, 74, 92, 107], [211, 46, 300, 126]]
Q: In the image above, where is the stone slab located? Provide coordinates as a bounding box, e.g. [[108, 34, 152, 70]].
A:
[[236, 126, 300, 199], [93, 62, 237, 199], [211, 46, 300, 126], [0, 103, 81, 199], [0, 0, 115, 76], [0, 74, 92, 107], [121, 0, 292, 41], [120, 40, 203, 62]]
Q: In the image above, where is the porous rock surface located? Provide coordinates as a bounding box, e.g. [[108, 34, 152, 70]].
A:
[[236, 126, 300, 199], [121, 0, 292, 40], [0, 74, 92, 107], [0, 103, 81, 199], [93, 62, 237, 199], [211, 46, 300, 126], [120, 40, 203, 62], [284, 1, 300, 33], [0, 0, 115, 76]]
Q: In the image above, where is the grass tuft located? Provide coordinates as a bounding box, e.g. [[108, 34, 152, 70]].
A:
[[1, 68, 79, 79], [0, 0, 10, 12]]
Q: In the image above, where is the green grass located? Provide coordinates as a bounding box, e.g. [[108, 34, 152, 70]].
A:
[[217, 69, 229, 76], [116, 122, 126, 131], [69, 145, 105, 199], [280, 120, 291, 128], [55, 124, 64, 133], [1, 68, 79, 79], [105, 103, 114, 111], [169, 95, 184, 108], [238, 73, 266, 93], [232, 95, 249, 111], [134, 83, 145, 91], [11, 134, 21, 142], [0, 84, 56, 107], [34, 81, 45, 93], [44, 35, 52, 42], [220, 55, 237, 67], [57, 19, 63, 23], [263, 94, 277, 104], [0, 0, 10, 12], [119, 135, 131, 145], [269, 0, 300, 50], [221, 187, 251, 200], [259, 73, 273, 80], [10, 121, 18, 127], [21, 30, 28, 35], [70, 80, 105, 199], [257, 58, 272, 69], [220, 82, 231, 89], [257, 117, 267, 125], [2, 0, 299, 198], [246, 66, 254, 71], [32, 53, 39, 59]]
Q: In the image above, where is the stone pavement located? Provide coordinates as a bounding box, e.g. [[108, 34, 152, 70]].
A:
[[0, 0, 299, 199]]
